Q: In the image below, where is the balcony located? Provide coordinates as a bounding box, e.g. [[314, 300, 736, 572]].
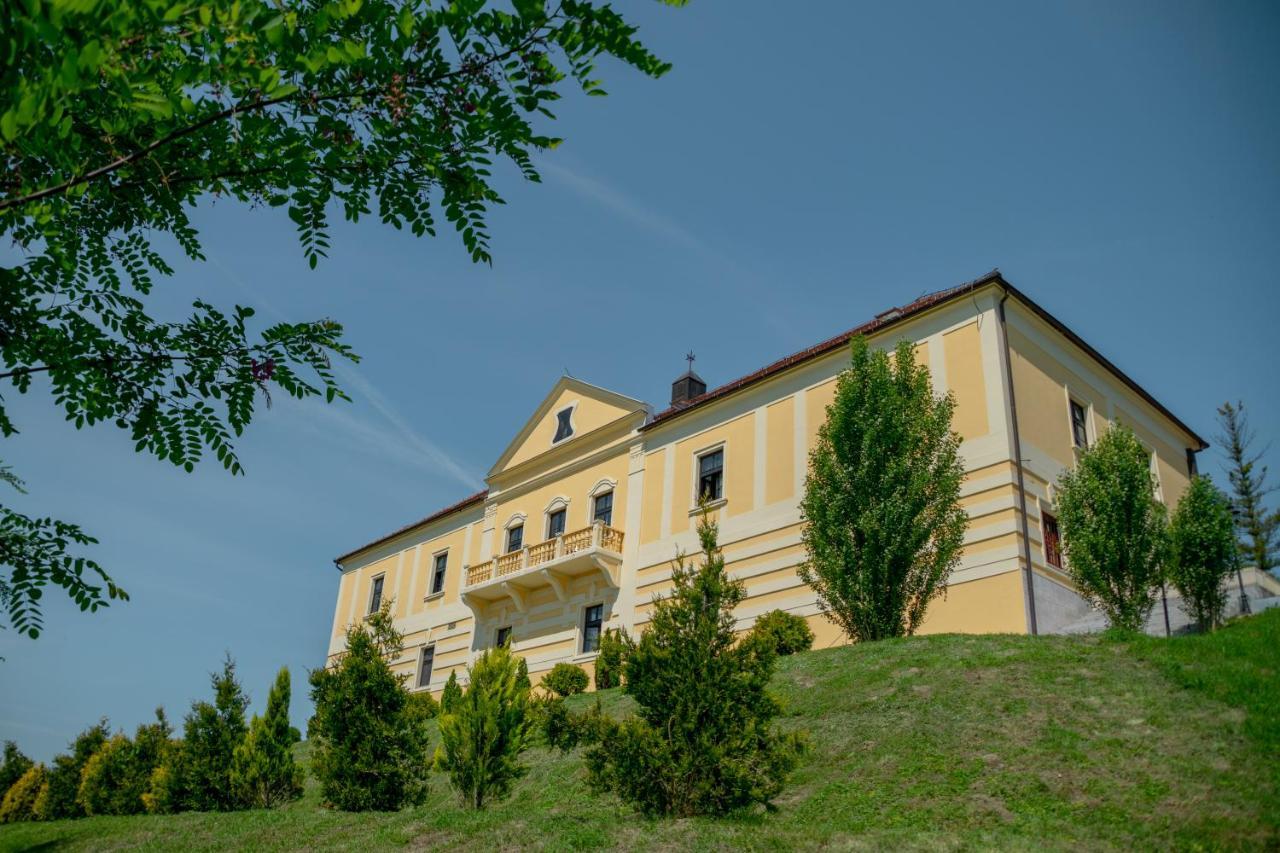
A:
[[461, 522, 624, 612]]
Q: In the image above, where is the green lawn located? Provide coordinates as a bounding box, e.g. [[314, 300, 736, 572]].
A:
[[4, 610, 1277, 851]]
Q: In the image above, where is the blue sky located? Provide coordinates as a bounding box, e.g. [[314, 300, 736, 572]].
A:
[[3, 0, 1278, 760]]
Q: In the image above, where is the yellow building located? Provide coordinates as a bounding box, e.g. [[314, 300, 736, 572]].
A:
[[327, 271, 1207, 692]]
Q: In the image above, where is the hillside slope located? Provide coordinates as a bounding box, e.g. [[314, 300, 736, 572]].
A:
[[3, 611, 1277, 851]]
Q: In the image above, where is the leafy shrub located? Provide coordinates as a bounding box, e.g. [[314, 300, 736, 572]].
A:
[[1168, 476, 1237, 632], [1056, 424, 1167, 632], [541, 697, 611, 752], [542, 662, 589, 697], [587, 511, 805, 816], [0, 742, 33, 803], [34, 721, 109, 820], [308, 603, 431, 811], [0, 763, 46, 823], [441, 670, 463, 714], [750, 610, 814, 656], [435, 643, 533, 809], [231, 668, 304, 809], [77, 709, 172, 816], [593, 627, 633, 690]]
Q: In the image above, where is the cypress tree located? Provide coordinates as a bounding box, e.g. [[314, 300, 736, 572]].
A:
[[441, 670, 463, 714], [231, 668, 304, 808], [174, 655, 250, 811], [800, 336, 967, 641], [587, 511, 804, 816], [308, 603, 431, 811], [435, 643, 534, 809]]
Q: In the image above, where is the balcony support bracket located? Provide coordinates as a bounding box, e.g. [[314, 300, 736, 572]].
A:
[[545, 569, 569, 602], [502, 582, 528, 613]]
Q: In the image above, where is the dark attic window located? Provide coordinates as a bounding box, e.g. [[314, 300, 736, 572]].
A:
[[553, 406, 574, 443]]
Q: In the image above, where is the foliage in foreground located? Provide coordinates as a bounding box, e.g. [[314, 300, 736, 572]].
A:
[[750, 609, 815, 656], [588, 512, 804, 816], [77, 710, 172, 817], [308, 604, 430, 811], [230, 668, 303, 809], [542, 662, 589, 697], [1056, 424, 1167, 632], [434, 643, 534, 809], [34, 722, 109, 820], [800, 336, 967, 642], [593, 627, 633, 690], [1167, 476, 1238, 632], [2, 613, 1280, 848], [0, 742, 33, 806], [0, 763, 45, 824], [1, 0, 685, 641]]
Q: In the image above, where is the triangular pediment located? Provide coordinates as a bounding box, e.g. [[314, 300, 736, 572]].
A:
[[488, 377, 649, 478]]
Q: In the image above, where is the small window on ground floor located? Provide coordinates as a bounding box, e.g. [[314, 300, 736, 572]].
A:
[[1042, 512, 1062, 569], [582, 603, 603, 653], [496, 625, 512, 648], [417, 645, 435, 688]]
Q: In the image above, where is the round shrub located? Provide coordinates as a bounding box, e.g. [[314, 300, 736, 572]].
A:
[[750, 609, 814, 656], [542, 662, 589, 697]]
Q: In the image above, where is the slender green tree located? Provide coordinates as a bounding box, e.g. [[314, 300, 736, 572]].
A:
[[587, 511, 804, 816], [231, 668, 304, 809], [1, 0, 685, 640], [163, 656, 250, 812], [0, 742, 33, 803], [1056, 424, 1167, 632], [308, 601, 431, 811], [1167, 476, 1238, 632], [799, 336, 967, 641], [441, 669, 463, 715], [33, 720, 109, 820], [593, 627, 633, 690], [1217, 402, 1278, 575], [435, 643, 534, 809]]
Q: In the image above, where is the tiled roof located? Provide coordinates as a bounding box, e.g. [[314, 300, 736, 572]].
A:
[[642, 270, 1003, 429], [334, 489, 487, 566]]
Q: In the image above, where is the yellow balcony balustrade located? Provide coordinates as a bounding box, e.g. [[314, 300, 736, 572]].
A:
[[461, 522, 624, 613]]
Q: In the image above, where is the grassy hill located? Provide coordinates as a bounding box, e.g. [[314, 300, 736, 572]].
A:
[[3, 610, 1277, 851]]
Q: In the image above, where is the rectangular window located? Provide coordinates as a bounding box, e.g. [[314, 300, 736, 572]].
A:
[[547, 508, 567, 538], [592, 491, 614, 525], [1070, 400, 1089, 449], [506, 524, 523, 553], [430, 552, 448, 596], [417, 645, 435, 688], [698, 449, 724, 502], [582, 603, 603, 653], [496, 626, 512, 648], [1043, 513, 1063, 569], [368, 574, 385, 614]]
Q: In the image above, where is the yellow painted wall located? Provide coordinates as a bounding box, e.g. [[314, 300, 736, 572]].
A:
[[492, 448, 630, 546], [805, 378, 836, 449], [943, 321, 990, 440], [918, 570, 1027, 634], [505, 388, 636, 470], [667, 411, 755, 536], [640, 448, 666, 544], [765, 397, 795, 505]]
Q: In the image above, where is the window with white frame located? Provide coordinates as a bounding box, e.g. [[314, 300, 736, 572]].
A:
[[547, 507, 567, 538], [496, 625, 512, 648], [553, 406, 575, 443], [1042, 512, 1063, 569], [506, 524, 524, 553], [430, 552, 448, 596], [367, 574, 385, 614], [581, 604, 603, 653], [697, 448, 724, 503], [1069, 399, 1089, 449], [592, 490, 613, 525]]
